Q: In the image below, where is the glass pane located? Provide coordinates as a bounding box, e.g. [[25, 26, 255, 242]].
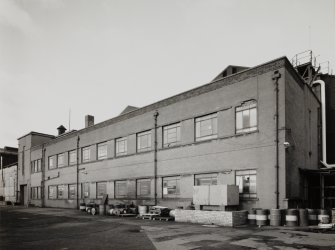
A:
[[236, 112, 242, 130], [242, 110, 250, 128], [250, 108, 257, 127]]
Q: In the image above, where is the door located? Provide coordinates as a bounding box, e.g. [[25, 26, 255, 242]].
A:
[[20, 185, 28, 205]]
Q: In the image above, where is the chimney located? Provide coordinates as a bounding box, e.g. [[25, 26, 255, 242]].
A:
[[85, 115, 94, 128], [57, 125, 67, 135]]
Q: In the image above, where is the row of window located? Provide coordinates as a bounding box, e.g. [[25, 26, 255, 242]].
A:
[[43, 100, 258, 170], [44, 170, 256, 200]]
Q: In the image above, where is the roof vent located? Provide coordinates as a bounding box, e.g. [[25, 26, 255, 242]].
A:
[[57, 125, 67, 135]]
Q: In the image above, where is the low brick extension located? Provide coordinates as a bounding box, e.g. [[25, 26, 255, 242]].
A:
[[175, 209, 248, 227]]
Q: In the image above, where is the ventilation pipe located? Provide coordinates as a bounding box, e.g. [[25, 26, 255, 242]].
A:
[[312, 80, 335, 168]]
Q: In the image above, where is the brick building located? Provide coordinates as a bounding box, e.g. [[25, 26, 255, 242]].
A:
[[0, 147, 18, 202], [17, 56, 330, 210]]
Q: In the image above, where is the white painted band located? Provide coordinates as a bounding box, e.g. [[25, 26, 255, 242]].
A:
[[308, 215, 317, 220], [286, 215, 297, 221], [248, 214, 256, 219], [256, 215, 268, 221]]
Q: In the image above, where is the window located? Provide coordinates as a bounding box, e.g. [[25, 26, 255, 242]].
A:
[[82, 146, 91, 162], [57, 185, 68, 199], [236, 100, 257, 133], [195, 173, 218, 186], [69, 150, 77, 165], [31, 187, 41, 199], [195, 113, 218, 141], [57, 153, 65, 167], [48, 186, 57, 199], [115, 181, 127, 198], [68, 184, 76, 200], [31, 159, 41, 173], [163, 123, 181, 147], [96, 182, 107, 199], [136, 179, 151, 197], [82, 182, 90, 198], [236, 170, 257, 198], [137, 131, 151, 152], [116, 137, 127, 156], [97, 143, 107, 160], [163, 176, 180, 197], [49, 156, 56, 169]]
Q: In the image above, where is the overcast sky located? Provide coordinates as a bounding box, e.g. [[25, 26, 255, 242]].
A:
[[0, 0, 334, 147]]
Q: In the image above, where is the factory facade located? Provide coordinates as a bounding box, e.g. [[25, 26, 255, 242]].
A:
[[17, 56, 325, 210]]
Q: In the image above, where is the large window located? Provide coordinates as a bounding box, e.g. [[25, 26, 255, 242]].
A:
[[236, 100, 257, 133], [31, 159, 41, 173], [57, 185, 68, 199], [82, 146, 91, 162], [57, 153, 65, 167], [97, 143, 107, 160], [68, 184, 76, 200], [116, 137, 127, 156], [115, 181, 127, 198], [195, 113, 218, 141], [236, 170, 257, 198], [163, 176, 180, 197], [96, 182, 107, 199], [31, 187, 41, 199], [136, 179, 151, 197], [82, 182, 90, 198], [195, 173, 218, 186], [48, 156, 56, 169], [163, 123, 181, 147], [137, 131, 151, 152], [69, 150, 77, 165], [48, 186, 57, 199]]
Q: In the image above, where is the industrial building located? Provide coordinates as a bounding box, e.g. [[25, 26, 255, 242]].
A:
[[0, 146, 18, 203], [16, 54, 335, 210]]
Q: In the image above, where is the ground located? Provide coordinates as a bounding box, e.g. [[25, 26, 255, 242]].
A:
[[1, 206, 335, 250]]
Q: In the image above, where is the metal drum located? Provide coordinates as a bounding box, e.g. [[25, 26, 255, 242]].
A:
[[91, 207, 98, 215], [79, 202, 86, 211], [99, 204, 106, 216], [138, 205, 148, 215], [299, 209, 309, 226], [318, 209, 330, 224], [256, 209, 268, 226], [248, 209, 256, 225], [270, 209, 282, 226], [307, 209, 318, 225], [286, 209, 298, 227]]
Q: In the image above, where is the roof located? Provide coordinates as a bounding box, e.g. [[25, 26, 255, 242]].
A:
[[120, 105, 139, 115], [17, 131, 55, 140]]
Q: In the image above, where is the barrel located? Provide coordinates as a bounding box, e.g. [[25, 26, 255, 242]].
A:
[[138, 205, 147, 215], [256, 209, 268, 226], [299, 209, 309, 226], [99, 204, 106, 216], [91, 207, 98, 215], [318, 209, 330, 224], [270, 209, 282, 226], [248, 209, 256, 225], [169, 209, 176, 218], [332, 209, 335, 224], [86, 203, 94, 214], [307, 209, 318, 225], [286, 209, 298, 227], [79, 202, 86, 211]]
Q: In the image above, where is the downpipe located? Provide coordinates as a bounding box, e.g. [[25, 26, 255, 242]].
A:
[[153, 111, 159, 206]]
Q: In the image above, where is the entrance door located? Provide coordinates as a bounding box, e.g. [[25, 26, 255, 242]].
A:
[[20, 185, 28, 206]]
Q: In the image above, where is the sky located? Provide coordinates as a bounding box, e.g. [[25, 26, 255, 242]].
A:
[[0, 0, 334, 148]]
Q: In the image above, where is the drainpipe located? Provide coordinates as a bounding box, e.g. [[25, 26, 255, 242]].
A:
[[153, 111, 159, 206], [41, 144, 46, 207], [272, 70, 281, 209], [76, 135, 80, 209], [312, 80, 335, 168]]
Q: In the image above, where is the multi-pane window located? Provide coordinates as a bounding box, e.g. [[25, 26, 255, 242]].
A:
[[69, 150, 77, 165], [68, 184, 76, 200], [195, 173, 218, 186], [57, 185, 68, 199], [49, 156, 56, 169], [31, 187, 41, 199], [163, 176, 180, 197], [82, 146, 91, 162], [236, 100, 257, 133], [116, 137, 127, 156], [82, 182, 90, 198], [236, 170, 257, 198], [115, 181, 127, 198], [48, 186, 57, 199], [97, 143, 107, 160], [57, 153, 65, 167], [195, 113, 218, 141], [96, 182, 107, 199], [136, 179, 151, 197], [163, 123, 181, 147], [31, 159, 41, 173], [137, 131, 152, 152]]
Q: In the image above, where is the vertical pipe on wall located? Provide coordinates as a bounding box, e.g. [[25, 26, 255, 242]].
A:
[[153, 111, 159, 206], [76, 135, 80, 210], [41, 144, 46, 208], [272, 70, 281, 209]]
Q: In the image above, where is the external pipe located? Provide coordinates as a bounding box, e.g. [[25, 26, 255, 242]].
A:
[[153, 111, 159, 206], [41, 144, 46, 208], [76, 135, 80, 209], [312, 80, 335, 168]]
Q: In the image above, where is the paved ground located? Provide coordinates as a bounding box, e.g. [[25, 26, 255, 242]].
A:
[[1, 206, 335, 250]]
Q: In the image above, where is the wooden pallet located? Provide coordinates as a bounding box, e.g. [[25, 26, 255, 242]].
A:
[[138, 213, 159, 220], [152, 216, 174, 221], [116, 213, 137, 217]]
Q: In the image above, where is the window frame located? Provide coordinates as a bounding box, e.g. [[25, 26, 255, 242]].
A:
[[195, 113, 218, 141], [136, 179, 151, 198], [115, 137, 128, 156], [57, 184, 68, 199], [57, 153, 65, 168], [48, 185, 57, 199], [137, 130, 152, 152], [31, 159, 42, 173], [115, 180, 127, 198], [194, 173, 218, 186], [163, 123, 181, 147], [68, 184, 76, 200], [235, 100, 258, 134], [48, 156, 56, 170], [82, 146, 91, 163], [235, 169, 257, 199], [82, 182, 90, 199], [162, 176, 181, 198], [96, 181, 107, 199], [31, 186, 41, 200], [97, 142, 108, 160], [69, 150, 77, 165]]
